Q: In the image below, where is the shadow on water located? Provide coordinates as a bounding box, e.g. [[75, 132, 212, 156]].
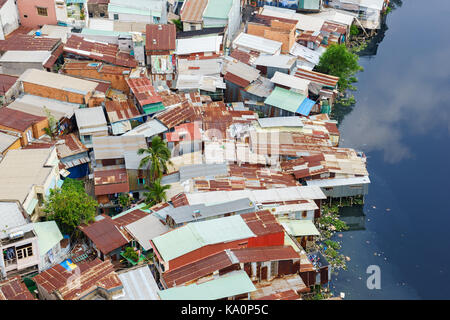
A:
[[339, 205, 366, 231]]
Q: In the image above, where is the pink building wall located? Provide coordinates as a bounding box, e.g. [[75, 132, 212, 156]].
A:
[[17, 0, 57, 28]]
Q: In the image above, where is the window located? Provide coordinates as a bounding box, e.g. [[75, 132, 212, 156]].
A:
[[26, 130, 33, 142], [137, 178, 145, 185], [37, 7, 48, 16], [16, 244, 33, 260], [83, 135, 92, 144], [113, 14, 119, 20], [24, 15, 28, 18]]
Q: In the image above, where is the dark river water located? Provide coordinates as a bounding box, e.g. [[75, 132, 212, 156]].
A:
[[330, 0, 450, 299]]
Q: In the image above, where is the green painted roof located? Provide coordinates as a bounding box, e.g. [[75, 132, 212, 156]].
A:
[[278, 218, 320, 237], [158, 270, 256, 300], [152, 215, 255, 262], [143, 102, 165, 115], [299, 0, 321, 10], [33, 221, 63, 256], [112, 203, 149, 220], [264, 86, 307, 113], [202, 0, 233, 20]]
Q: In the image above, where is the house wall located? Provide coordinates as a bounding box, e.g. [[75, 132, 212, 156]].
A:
[[227, 0, 241, 41], [1, 79, 22, 105], [126, 169, 149, 192], [63, 68, 130, 93], [320, 183, 370, 198], [22, 82, 91, 104], [54, 0, 67, 24], [0, 0, 20, 40], [87, 3, 108, 18], [182, 22, 202, 32], [32, 117, 50, 140], [0, 137, 21, 156], [108, 12, 160, 24], [0, 124, 31, 146], [0, 235, 40, 276], [17, 0, 58, 28]]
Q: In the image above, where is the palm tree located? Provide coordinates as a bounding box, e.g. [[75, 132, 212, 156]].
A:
[[143, 178, 171, 208], [138, 136, 172, 182]]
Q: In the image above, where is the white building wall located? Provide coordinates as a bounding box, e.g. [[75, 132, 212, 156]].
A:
[[0, 0, 20, 40], [227, 0, 241, 41]]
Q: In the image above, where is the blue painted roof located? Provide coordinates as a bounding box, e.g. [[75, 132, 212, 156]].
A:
[[296, 98, 315, 116]]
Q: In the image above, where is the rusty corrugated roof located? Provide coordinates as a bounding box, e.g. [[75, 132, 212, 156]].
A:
[[64, 35, 137, 68], [180, 0, 208, 23], [146, 24, 176, 52], [79, 216, 129, 255], [0, 107, 46, 132], [105, 99, 141, 123], [33, 259, 122, 300], [94, 168, 129, 196], [0, 276, 35, 300]]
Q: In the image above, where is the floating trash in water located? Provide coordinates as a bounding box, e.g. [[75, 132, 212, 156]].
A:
[[345, 256, 351, 261], [386, 208, 391, 211], [372, 205, 376, 209], [340, 292, 345, 299]]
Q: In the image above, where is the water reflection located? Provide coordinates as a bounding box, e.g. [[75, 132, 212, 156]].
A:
[[338, 1, 450, 163]]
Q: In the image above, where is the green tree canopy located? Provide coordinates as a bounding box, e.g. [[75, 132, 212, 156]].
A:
[[143, 178, 171, 208], [44, 179, 97, 235], [315, 44, 363, 92], [138, 136, 172, 181]]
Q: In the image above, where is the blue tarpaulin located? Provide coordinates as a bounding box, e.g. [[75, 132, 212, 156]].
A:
[[296, 98, 315, 116]]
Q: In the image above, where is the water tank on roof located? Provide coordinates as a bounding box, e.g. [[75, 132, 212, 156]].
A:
[[36, 30, 41, 36]]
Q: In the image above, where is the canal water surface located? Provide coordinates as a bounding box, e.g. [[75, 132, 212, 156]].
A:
[[330, 0, 450, 299]]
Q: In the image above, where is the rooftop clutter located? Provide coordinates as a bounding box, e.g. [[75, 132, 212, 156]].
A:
[[0, 0, 378, 301]]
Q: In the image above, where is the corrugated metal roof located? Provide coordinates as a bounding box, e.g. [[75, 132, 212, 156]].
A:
[[175, 35, 223, 55], [74, 106, 107, 129], [126, 77, 162, 106], [105, 99, 141, 123], [264, 86, 307, 113], [0, 132, 19, 154], [33, 221, 63, 256], [278, 218, 320, 236], [0, 107, 46, 132], [0, 50, 51, 63], [79, 216, 129, 254], [179, 163, 228, 181], [271, 71, 310, 95], [202, 0, 232, 19], [116, 266, 160, 300], [166, 198, 255, 224], [92, 135, 147, 160], [145, 24, 176, 52], [254, 54, 296, 69], [0, 201, 28, 240], [152, 215, 255, 262], [306, 176, 370, 187], [0, 276, 36, 300], [232, 32, 282, 55], [158, 270, 255, 300], [125, 213, 169, 251], [33, 259, 122, 300], [294, 67, 339, 88], [65, 35, 137, 68], [20, 69, 98, 94], [186, 185, 326, 206], [258, 116, 304, 128], [123, 119, 167, 137], [94, 168, 129, 196], [181, 0, 208, 23]]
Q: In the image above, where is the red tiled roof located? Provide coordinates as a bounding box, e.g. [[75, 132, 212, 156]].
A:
[[94, 168, 129, 196], [146, 24, 176, 52], [0, 276, 35, 300], [126, 77, 162, 106], [0, 73, 18, 95], [0, 107, 46, 132], [33, 259, 122, 300], [79, 216, 129, 255], [64, 35, 137, 68], [105, 99, 141, 122]]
